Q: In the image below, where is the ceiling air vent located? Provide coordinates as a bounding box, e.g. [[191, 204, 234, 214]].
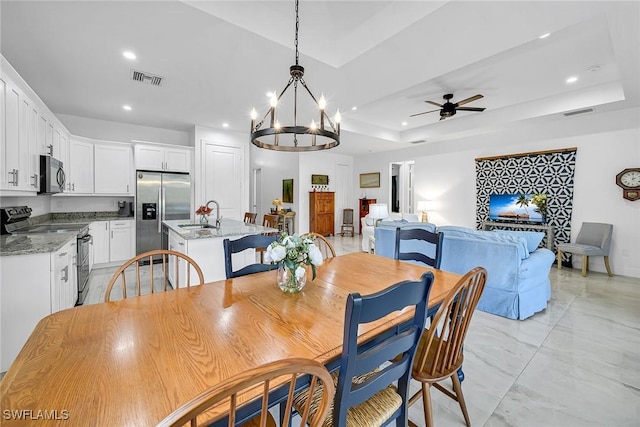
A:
[[564, 108, 594, 117], [131, 69, 163, 86]]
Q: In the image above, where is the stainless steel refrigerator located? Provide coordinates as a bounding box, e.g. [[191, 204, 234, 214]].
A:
[[136, 171, 190, 255]]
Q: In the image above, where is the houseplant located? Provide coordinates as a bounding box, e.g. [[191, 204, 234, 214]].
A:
[[195, 205, 212, 224], [264, 233, 324, 293]]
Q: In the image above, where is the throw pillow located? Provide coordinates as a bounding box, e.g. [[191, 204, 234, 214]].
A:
[[494, 230, 545, 253]]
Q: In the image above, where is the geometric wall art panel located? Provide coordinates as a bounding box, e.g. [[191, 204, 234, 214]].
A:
[[475, 148, 577, 263]]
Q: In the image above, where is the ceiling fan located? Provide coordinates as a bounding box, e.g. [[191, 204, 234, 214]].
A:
[[410, 93, 486, 120]]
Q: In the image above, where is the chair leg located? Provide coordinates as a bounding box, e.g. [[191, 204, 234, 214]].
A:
[[581, 255, 588, 277], [604, 256, 613, 277], [421, 383, 434, 427], [557, 249, 563, 270], [451, 373, 471, 427]]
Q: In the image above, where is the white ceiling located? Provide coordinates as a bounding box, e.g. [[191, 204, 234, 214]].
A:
[[1, 1, 638, 155]]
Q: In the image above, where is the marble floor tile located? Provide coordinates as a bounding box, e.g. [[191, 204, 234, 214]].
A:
[[79, 234, 640, 426]]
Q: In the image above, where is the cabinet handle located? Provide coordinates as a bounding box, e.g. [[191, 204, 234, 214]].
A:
[[31, 174, 38, 187], [72, 183, 75, 191], [62, 266, 68, 282], [72, 255, 77, 267], [47, 144, 53, 156], [8, 170, 16, 186], [126, 184, 129, 193], [59, 252, 68, 257], [178, 242, 184, 246], [105, 223, 108, 231], [111, 230, 114, 239]]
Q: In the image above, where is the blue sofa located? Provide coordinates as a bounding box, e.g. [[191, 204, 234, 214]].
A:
[[374, 223, 556, 320]]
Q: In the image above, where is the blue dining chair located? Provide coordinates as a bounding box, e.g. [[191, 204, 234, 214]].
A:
[[293, 271, 434, 426], [394, 228, 443, 269], [223, 234, 278, 279]]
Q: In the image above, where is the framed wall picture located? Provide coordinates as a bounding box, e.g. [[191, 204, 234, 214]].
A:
[[311, 174, 329, 185], [359, 172, 380, 188], [282, 179, 294, 203]]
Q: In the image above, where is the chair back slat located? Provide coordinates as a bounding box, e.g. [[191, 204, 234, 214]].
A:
[[223, 235, 279, 279], [394, 228, 443, 269], [301, 232, 336, 259], [104, 250, 205, 302], [157, 358, 334, 427], [244, 212, 258, 224]]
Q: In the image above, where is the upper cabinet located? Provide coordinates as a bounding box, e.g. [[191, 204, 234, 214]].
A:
[[95, 143, 134, 195], [1, 55, 67, 195], [134, 143, 192, 173], [66, 138, 94, 194]]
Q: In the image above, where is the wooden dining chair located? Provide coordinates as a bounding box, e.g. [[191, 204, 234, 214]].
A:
[[263, 214, 280, 231], [244, 212, 257, 224], [293, 271, 434, 426], [395, 228, 444, 269], [409, 267, 487, 427], [223, 234, 279, 279], [104, 250, 204, 302], [302, 232, 336, 259], [340, 208, 355, 237], [157, 358, 335, 427]]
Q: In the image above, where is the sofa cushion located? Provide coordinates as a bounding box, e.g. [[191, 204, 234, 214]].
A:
[[494, 230, 545, 253]]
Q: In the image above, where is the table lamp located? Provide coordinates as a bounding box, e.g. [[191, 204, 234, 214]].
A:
[[272, 198, 282, 213], [368, 203, 389, 226], [416, 200, 432, 222]]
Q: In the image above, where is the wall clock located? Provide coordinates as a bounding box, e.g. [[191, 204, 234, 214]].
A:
[[616, 168, 640, 201]]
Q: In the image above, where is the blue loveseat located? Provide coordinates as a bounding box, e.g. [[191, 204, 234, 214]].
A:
[[374, 223, 555, 320]]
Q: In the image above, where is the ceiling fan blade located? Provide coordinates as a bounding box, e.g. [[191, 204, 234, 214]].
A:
[[425, 100, 443, 107], [456, 107, 486, 112], [409, 109, 440, 117], [455, 94, 483, 106]]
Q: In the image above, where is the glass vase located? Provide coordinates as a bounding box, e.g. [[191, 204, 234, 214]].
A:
[[200, 214, 209, 224], [277, 263, 307, 293]]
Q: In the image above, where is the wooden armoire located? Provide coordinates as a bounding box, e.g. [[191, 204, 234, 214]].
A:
[[309, 192, 335, 236]]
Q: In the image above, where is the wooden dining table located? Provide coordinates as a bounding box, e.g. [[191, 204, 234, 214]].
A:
[[0, 252, 461, 426]]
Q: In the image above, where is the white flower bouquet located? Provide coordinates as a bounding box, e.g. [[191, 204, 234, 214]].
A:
[[264, 233, 324, 282]]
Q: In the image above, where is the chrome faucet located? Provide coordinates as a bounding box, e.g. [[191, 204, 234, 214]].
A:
[[205, 200, 221, 228]]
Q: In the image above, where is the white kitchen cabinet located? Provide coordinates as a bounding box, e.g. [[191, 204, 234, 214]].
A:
[[167, 229, 188, 286], [0, 237, 77, 372], [134, 143, 192, 173], [1, 77, 22, 191], [94, 143, 133, 195], [67, 138, 94, 194], [90, 221, 110, 265], [109, 220, 134, 263]]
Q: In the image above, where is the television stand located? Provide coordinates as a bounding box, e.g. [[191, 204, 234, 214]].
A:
[[482, 221, 555, 250]]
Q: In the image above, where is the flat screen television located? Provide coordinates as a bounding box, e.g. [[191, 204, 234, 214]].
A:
[[488, 193, 545, 223]]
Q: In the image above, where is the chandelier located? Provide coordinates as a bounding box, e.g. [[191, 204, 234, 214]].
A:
[[250, 0, 340, 152]]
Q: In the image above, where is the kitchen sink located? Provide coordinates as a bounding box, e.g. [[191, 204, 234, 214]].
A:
[[178, 223, 218, 229]]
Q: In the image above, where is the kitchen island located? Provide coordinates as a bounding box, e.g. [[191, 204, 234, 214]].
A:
[[163, 218, 278, 283]]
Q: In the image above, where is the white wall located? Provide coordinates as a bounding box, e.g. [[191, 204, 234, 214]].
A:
[[354, 108, 640, 278], [58, 114, 190, 146]]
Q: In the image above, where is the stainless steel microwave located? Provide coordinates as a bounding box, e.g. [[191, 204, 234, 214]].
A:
[[38, 155, 65, 194]]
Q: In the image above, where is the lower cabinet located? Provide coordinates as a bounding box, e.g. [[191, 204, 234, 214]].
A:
[[90, 219, 134, 267], [0, 238, 77, 372]]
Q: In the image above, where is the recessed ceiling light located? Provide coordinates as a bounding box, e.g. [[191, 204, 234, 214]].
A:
[[566, 76, 578, 84], [123, 105, 132, 111], [222, 123, 229, 128], [351, 106, 357, 111], [123, 51, 136, 60], [401, 121, 408, 126], [539, 33, 550, 39]]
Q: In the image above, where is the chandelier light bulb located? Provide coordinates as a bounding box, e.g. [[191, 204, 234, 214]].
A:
[[250, 108, 257, 120], [334, 109, 341, 123], [318, 94, 326, 110], [310, 119, 317, 130], [274, 121, 281, 130], [270, 94, 278, 108]]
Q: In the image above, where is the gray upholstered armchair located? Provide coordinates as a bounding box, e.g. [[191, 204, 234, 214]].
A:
[[557, 222, 613, 277]]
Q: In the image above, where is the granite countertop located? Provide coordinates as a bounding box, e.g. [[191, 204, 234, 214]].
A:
[[0, 212, 135, 257], [164, 218, 278, 240]]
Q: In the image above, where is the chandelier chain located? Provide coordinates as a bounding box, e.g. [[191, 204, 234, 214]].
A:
[[294, 0, 299, 66]]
